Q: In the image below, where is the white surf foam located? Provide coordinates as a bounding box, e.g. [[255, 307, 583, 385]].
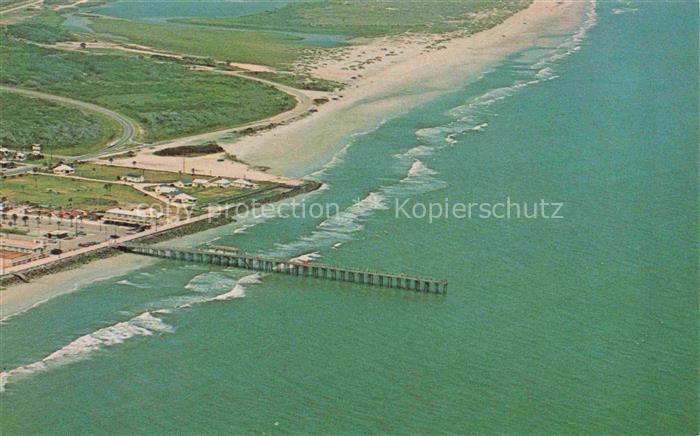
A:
[[184, 272, 238, 293], [116, 280, 150, 289], [411, 2, 598, 151], [263, 159, 445, 258], [180, 273, 261, 306], [0, 312, 172, 393], [612, 7, 637, 14], [263, 191, 389, 258]]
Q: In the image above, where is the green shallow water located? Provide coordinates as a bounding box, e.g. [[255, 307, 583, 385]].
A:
[[1, 1, 697, 433]]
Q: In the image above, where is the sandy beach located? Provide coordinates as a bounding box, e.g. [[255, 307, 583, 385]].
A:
[[0, 0, 590, 319], [224, 0, 588, 176], [0, 254, 155, 321]]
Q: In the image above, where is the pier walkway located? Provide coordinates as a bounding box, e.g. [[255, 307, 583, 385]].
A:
[[118, 243, 447, 295]]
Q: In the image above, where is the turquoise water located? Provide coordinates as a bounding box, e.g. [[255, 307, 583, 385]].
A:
[[2, 1, 697, 433]]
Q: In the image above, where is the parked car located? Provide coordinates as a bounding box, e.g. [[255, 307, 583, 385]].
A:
[[50, 248, 63, 255]]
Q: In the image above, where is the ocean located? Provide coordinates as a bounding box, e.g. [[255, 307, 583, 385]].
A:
[[1, 1, 697, 433]]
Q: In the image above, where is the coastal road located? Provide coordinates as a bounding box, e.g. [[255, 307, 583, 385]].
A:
[[0, 0, 42, 15], [0, 86, 142, 158], [33, 41, 321, 159], [119, 66, 317, 155]]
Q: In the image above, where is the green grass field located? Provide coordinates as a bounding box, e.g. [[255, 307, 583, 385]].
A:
[[73, 163, 193, 183], [0, 35, 296, 142], [178, 0, 532, 37], [88, 16, 305, 68], [0, 174, 161, 211], [0, 91, 119, 156]]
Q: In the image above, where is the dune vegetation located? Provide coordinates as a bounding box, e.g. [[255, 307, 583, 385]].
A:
[[0, 91, 119, 156], [0, 26, 296, 143], [87, 16, 305, 68], [177, 0, 533, 38]]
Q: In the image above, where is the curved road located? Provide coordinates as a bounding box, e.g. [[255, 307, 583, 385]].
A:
[[0, 85, 141, 158], [1, 43, 322, 163], [0, 0, 42, 15], [117, 66, 317, 155]]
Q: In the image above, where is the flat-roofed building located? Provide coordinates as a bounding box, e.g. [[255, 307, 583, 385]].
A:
[[103, 207, 164, 227], [0, 238, 45, 255], [121, 173, 145, 183], [0, 250, 33, 267], [0, 238, 45, 266]]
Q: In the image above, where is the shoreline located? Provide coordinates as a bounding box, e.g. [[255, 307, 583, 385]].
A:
[[0, 181, 321, 319], [224, 0, 589, 176], [0, 0, 591, 319]]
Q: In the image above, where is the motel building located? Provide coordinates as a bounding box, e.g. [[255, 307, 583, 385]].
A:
[[102, 207, 165, 227], [0, 238, 46, 267]]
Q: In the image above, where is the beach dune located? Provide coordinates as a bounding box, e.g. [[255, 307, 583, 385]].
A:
[[224, 0, 588, 176]]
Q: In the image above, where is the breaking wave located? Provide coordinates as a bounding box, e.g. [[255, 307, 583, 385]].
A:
[[184, 271, 238, 293], [0, 312, 173, 393], [116, 280, 150, 289], [263, 159, 444, 259], [263, 190, 389, 259], [412, 0, 597, 151], [612, 6, 637, 14], [1, 270, 263, 393], [188, 273, 261, 304]]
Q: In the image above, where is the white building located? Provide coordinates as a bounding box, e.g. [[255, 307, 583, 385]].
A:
[[103, 207, 164, 226], [52, 164, 74, 175], [231, 178, 259, 189], [210, 178, 231, 188], [121, 173, 145, 183], [175, 179, 193, 188], [172, 192, 197, 205], [0, 238, 45, 255], [155, 184, 178, 195], [192, 178, 210, 187]]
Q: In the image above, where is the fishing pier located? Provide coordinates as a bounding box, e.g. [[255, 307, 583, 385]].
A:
[[118, 243, 448, 295]]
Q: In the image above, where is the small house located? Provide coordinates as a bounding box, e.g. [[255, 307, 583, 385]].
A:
[[175, 178, 193, 188], [210, 178, 231, 188], [52, 164, 75, 175], [121, 173, 145, 183], [192, 178, 210, 187], [172, 192, 197, 205], [155, 184, 178, 195], [231, 178, 259, 189]]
